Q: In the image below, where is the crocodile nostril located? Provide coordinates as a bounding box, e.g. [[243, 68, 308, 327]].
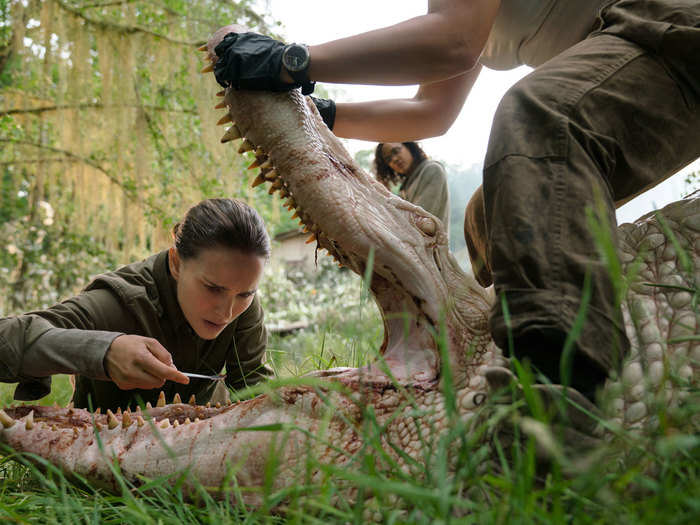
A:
[[416, 217, 436, 236]]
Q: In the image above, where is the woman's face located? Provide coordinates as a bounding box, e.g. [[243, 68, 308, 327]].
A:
[[381, 142, 414, 175], [169, 246, 265, 340]]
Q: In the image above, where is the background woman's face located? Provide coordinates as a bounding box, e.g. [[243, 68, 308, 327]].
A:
[[169, 246, 265, 340], [381, 143, 414, 175]]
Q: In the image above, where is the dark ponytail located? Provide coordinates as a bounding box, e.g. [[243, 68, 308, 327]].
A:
[[172, 198, 270, 260]]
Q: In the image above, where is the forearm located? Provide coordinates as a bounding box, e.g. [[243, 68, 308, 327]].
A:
[[308, 1, 497, 85], [0, 315, 119, 381], [332, 67, 480, 141]]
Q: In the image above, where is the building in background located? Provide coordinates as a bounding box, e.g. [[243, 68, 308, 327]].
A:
[[271, 229, 318, 274]]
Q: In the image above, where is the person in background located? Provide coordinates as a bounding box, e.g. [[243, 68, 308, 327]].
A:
[[0, 198, 272, 411], [374, 141, 450, 233]]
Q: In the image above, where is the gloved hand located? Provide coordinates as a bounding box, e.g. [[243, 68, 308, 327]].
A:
[[214, 32, 298, 92], [310, 96, 336, 130]]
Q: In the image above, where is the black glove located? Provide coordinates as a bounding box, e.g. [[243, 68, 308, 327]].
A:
[[214, 32, 298, 92], [310, 96, 336, 131]]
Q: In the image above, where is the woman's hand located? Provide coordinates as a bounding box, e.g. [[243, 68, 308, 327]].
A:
[[104, 335, 190, 390]]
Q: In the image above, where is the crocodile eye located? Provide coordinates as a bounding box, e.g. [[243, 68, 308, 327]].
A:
[[416, 216, 436, 236]]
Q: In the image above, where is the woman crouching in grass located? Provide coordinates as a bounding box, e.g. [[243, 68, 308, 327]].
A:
[[0, 198, 272, 411]]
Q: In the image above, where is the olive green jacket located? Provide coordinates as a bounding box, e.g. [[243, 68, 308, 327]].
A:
[[399, 159, 450, 233], [0, 250, 270, 410]]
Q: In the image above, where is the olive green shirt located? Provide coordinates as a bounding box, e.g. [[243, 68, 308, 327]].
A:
[[399, 159, 450, 233], [0, 250, 270, 410]]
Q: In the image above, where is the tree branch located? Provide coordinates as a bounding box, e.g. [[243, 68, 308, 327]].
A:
[[0, 158, 78, 166], [55, 0, 201, 46], [1, 102, 197, 117], [79, 0, 138, 9]]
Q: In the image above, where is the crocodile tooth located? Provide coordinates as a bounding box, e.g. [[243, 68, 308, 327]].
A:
[[95, 407, 101, 414], [197, 44, 208, 51], [267, 185, 278, 195], [270, 179, 283, 190], [122, 412, 132, 428], [107, 410, 119, 430], [184, 418, 192, 425], [137, 416, 145, 427], [51, 424, 58, 431], [188, 395, 196, 406], [259, 159, 273, 170], [25, 410, 34, 430], [73, 427, 79, 437], [254, 147, 265, 157], [206, 402, 211, 408], [157, 391, 166, 408], [173, 393, 182, 404], [248, 156, 267, 170], [95, 422, 103, 431], [67, 402, 74, 409], [194, 418, 200, 423], [116, 407, 122, 415], [215, 402, 221, 409], [217, 113, 233, 126], [305, 234, 317, 244], [291, 211, 300, 220], [221, 124, 242, 143], [201, 63, 214, 73], [216, 90, 225, 97], [251, 174, 266, 188], [215, 100, 227, 109], [146, 402, 153, 409], [279, 188, 290, 199], [238, 139, 255, 154], [125, 408, 131, 415], [263, 169, 278, 181], [159, 419, 170, 429], [173, 420, 180, 428]]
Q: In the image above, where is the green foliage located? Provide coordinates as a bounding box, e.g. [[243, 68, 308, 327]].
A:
[[260, 256, 383, 374], [445, 162, 481, 255], [353, 148, 373, 173], [683, 170, 699, 197]]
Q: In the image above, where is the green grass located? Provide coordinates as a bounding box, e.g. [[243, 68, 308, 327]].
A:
[[1, 210, 699, 523], [0, 373, 697, 524]]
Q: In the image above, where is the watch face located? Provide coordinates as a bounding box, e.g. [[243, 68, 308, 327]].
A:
[[283, 45, 309, 72]]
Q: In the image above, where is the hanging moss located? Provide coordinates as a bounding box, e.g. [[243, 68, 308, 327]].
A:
[[0, 0, 277, 312]]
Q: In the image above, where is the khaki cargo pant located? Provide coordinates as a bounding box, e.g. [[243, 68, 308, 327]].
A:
[[464, 0, 700, 396]]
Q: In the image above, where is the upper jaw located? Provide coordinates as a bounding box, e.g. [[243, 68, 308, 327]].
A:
[[212, 86, 485, 384]]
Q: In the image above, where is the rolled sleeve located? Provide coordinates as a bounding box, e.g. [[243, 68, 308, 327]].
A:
[[0, 287, 135, 400]]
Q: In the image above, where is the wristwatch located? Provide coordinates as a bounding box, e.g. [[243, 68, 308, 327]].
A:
[[282, 43, 315, 95]]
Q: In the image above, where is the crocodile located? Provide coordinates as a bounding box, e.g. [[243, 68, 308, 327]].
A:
[[0, 36, 697, 506]]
